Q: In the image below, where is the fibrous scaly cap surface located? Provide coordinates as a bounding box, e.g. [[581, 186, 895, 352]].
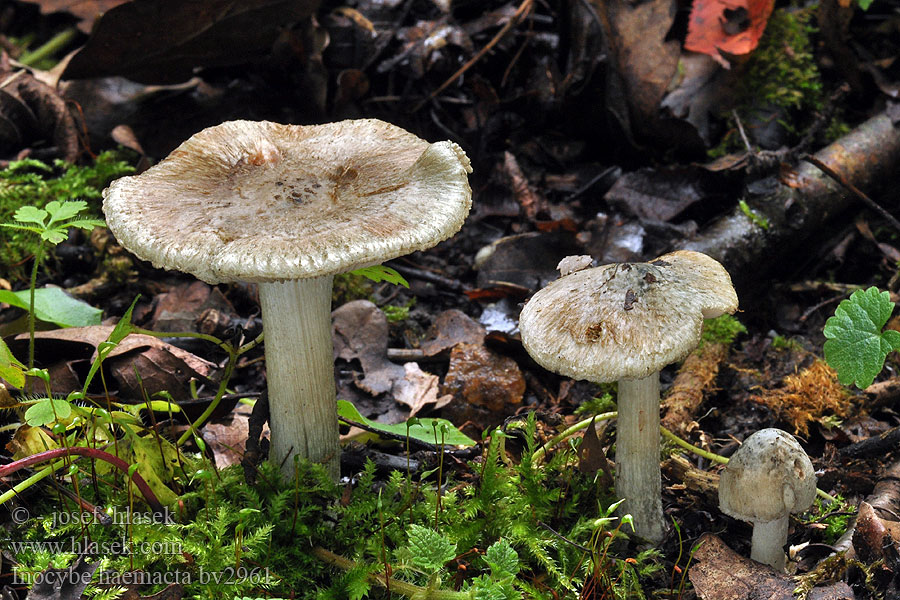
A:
[[103, 119, 473, 284], [719, 428, 817, 523], [518, 250, 738, 382]]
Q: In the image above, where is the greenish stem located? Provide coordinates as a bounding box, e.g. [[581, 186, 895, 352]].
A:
[[0, 459, 58, 506], [19, 27, 79, 66], [660, 425, 728, 464], [27, 241, 44, 371], [129, 327, 261, 447]]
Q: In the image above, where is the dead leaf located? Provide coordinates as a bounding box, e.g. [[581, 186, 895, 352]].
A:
[[853, 501, 900, 570], [62, 0, 321, 84], [420, 309, 486, 357], [604, 167, 719, 222], [332, 300, 405, 395], [689, 533, 795, 599], [591, 0, 680, 139], [146, 281, 236, 332], [579, 416, 613, 484], [203, 402, 253, 468], [0, 57, 81, 161], [684, 0, 776, 67], [393, 362, 453, 417], [9, 326, 219, 401]]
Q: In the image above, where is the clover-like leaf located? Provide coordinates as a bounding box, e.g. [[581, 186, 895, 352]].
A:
[[406, 524, 456, 573], [45, 200, 89, 226], [24, 398, 73, 427], [823, 287, 900, 389], [12, 205, 48, 226]]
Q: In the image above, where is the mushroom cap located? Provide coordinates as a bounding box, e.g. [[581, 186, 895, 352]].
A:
[[518, 250, 738, 382], [719, 428, 817, 523], [103, 119, 473, 284]]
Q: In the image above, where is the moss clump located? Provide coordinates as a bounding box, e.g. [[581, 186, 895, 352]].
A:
[[709, 8, 841, 157], [742, 8, 822, 115], [0, 151, 134, 280], [701, 314, 747, 347]]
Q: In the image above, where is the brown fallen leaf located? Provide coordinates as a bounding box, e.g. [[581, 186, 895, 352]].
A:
[[590, 0, 680, 141], [393, 362, 453, 417], [685, 0, 776, 67], [62, 0, 321, 84], [9, 326, 219, 401], [146, 281, 236, 332], [0, 55, 81, 162], [332, 300, 405, 396], [419, 309, 486, 357]]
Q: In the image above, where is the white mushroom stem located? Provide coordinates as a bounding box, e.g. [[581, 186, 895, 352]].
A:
[[258, 276, 340, 481], [750, 516, 788, 571], [615, 374, 665, 543]]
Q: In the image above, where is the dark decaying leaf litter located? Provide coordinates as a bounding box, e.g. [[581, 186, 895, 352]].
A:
[[5, 0, 900, 597]]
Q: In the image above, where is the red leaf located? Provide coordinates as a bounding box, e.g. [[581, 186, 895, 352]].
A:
[[684, 0, 776, 67]]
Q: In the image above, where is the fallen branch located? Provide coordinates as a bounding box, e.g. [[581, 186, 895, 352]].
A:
[[681, 112, 900, 294]]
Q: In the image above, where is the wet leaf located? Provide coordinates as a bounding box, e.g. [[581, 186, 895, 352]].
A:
[[823, 287, 900, 389], [684, 0, 776, 67], [393, 362, 453, 417]]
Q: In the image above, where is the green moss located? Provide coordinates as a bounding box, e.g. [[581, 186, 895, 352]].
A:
[[3, 415, 668, 599], [701, 314, 747, 346], [708, 8, 839, 157], [0, 151, 134, 280], [744, 9, 822, 114]]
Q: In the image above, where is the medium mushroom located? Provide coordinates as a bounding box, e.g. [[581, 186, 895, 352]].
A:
[[518, 250, 737, 542], [718, 428, 817, 571], [103, 119, 472, 480]]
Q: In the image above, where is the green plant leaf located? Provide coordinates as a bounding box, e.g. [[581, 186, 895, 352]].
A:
[[484, 539, 519, 576], [406, 524, 456, 573], [12, 205, 48, 226], [823, 286, 900, 389], [40, 227, 71, 244], [336, 400, 476, 447], [350, 265, 409, 287], [0, 288, 102, 328], [0, 337, 26, 388], [45, 200, 89, 225], [24, 398, 73, 427]]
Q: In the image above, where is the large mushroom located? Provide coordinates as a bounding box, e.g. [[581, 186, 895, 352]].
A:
[[518, 250, 737, 542], [718, 428, 817, 571], [103, 119, 472, 480]]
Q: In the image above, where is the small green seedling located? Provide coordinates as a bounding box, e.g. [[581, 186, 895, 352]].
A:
[[823, 286, 900, 389], [1, 200, 106, 368]]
